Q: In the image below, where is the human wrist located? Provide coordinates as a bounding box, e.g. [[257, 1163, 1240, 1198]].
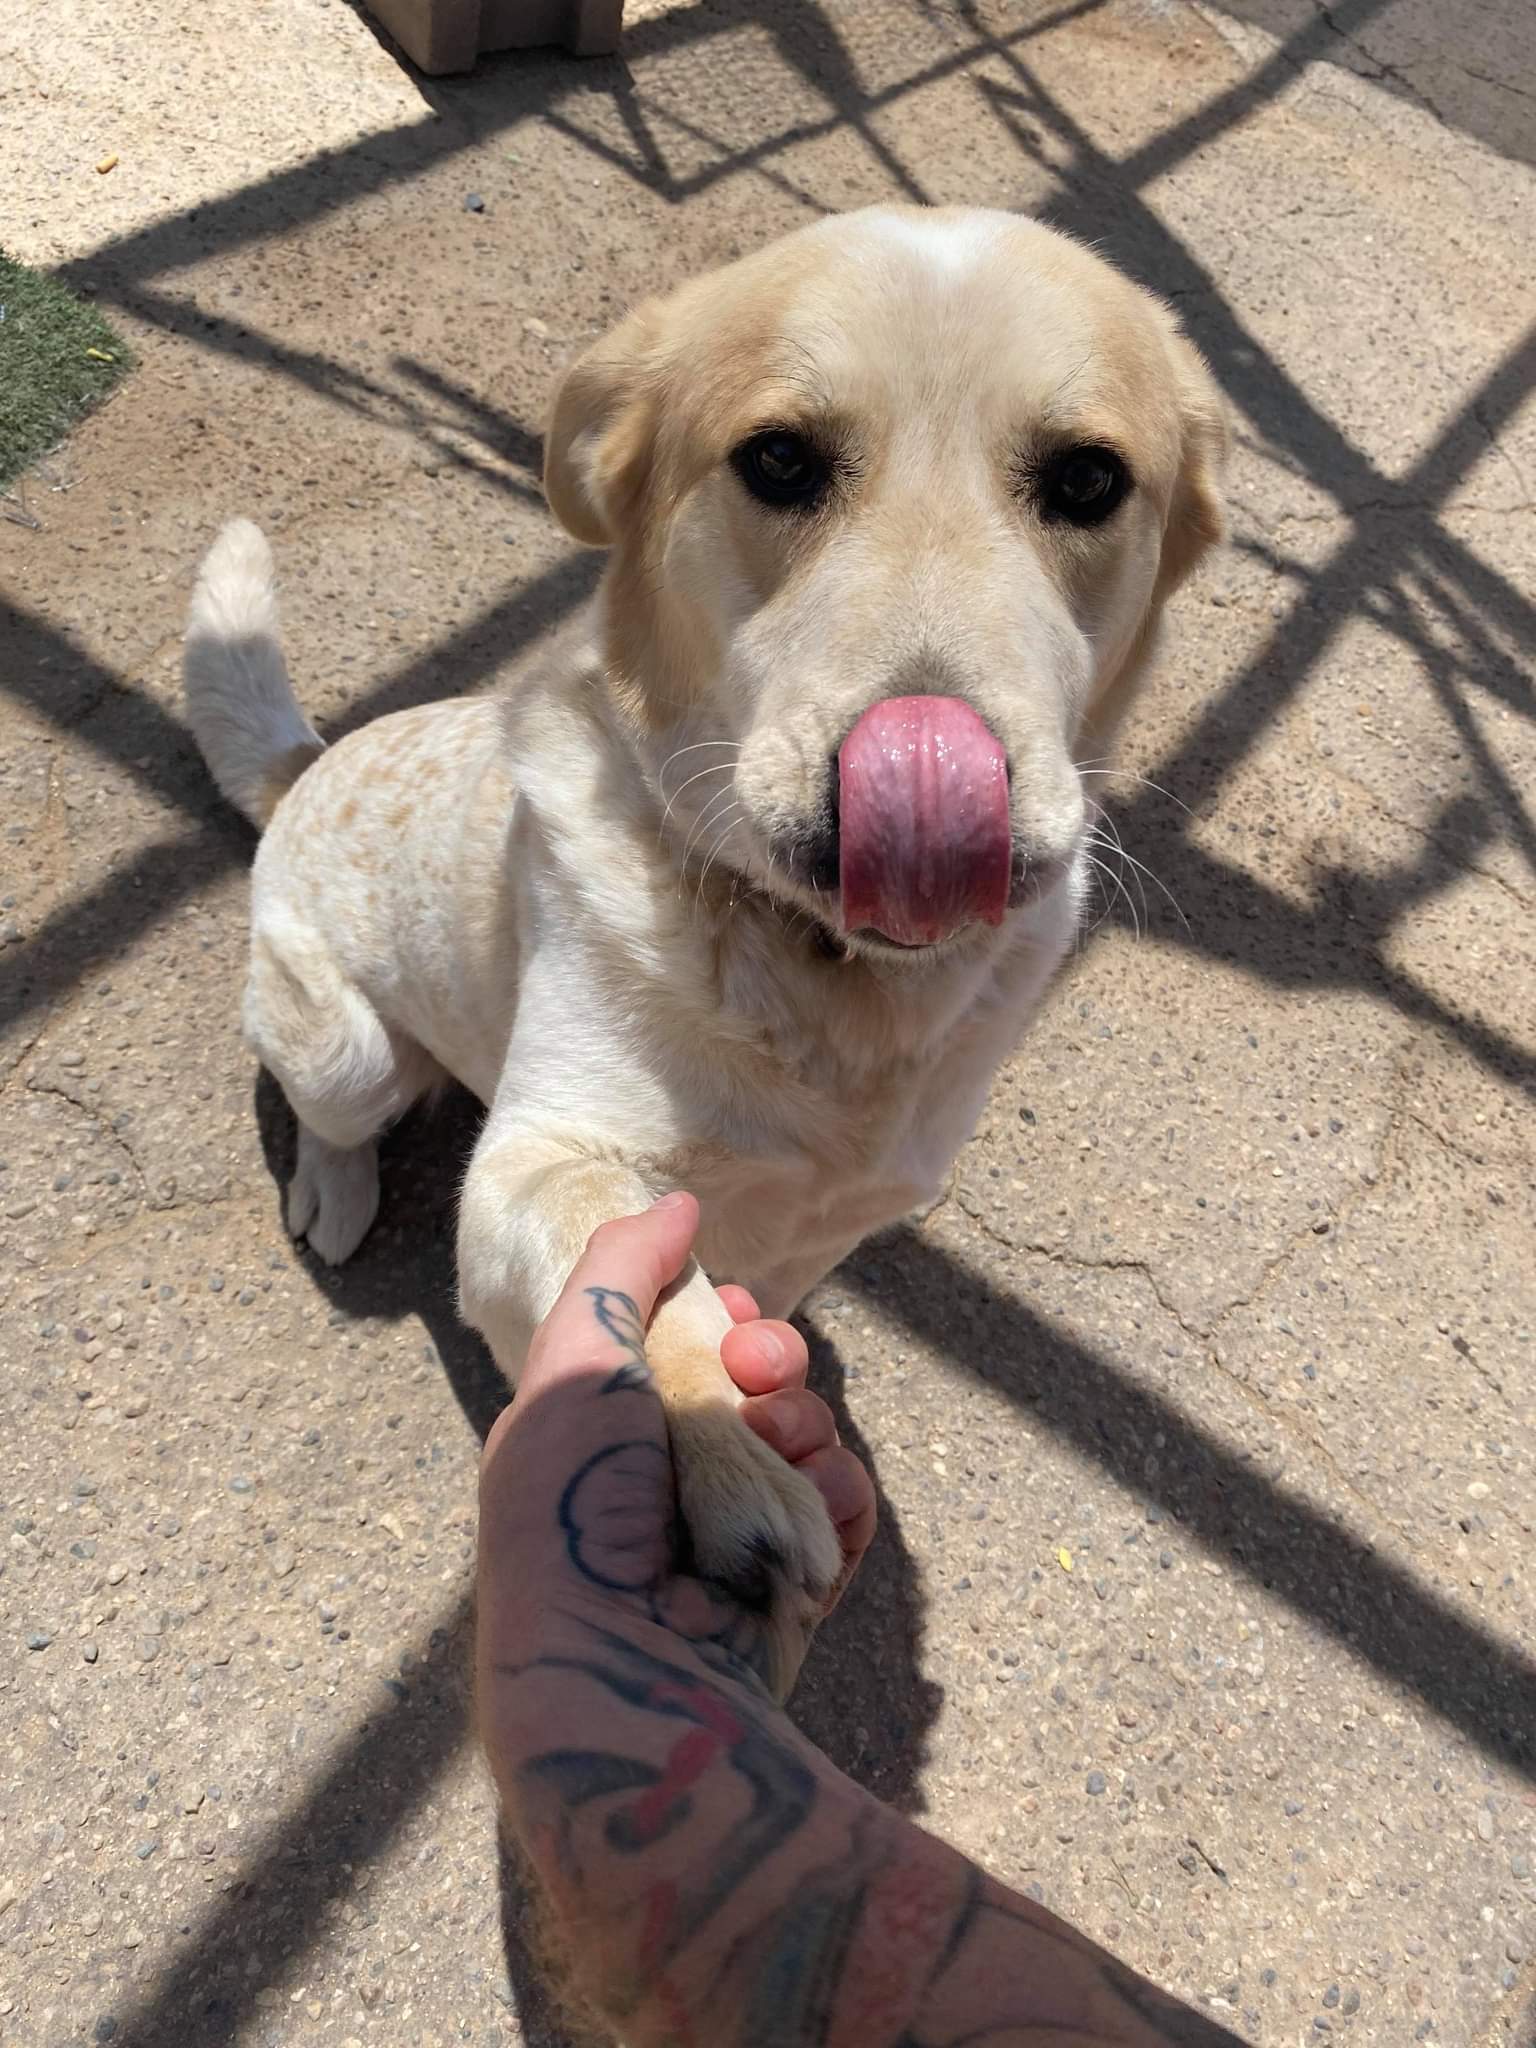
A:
[[480, 1597, 1245, 2048], [480, 1601, 900, 2044]]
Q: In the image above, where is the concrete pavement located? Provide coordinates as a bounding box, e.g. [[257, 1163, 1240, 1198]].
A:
[[2, 2, 1533, 2042]]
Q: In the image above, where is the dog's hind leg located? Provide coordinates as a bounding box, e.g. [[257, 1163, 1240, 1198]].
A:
[[244, 919, 439, 1265]]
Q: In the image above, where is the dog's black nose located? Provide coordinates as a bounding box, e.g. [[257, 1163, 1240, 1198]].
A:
[[801, 828, 840, 895], [796, 759, 840, 894], [769, 759, 841, 897]]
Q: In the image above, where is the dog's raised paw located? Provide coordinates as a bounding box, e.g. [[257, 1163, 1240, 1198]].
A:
[[666, 1402, 843, 1699]]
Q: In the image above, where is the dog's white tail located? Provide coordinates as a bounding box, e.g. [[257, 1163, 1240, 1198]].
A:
[[183, 519, 323, 829]]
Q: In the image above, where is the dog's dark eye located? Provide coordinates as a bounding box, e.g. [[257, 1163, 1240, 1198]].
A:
[[732, 429, 829, 510], [1039, 445, 1130, 527]]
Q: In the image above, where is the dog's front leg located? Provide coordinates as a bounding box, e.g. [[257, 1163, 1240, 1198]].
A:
[[458, 1130, 841, 1699]]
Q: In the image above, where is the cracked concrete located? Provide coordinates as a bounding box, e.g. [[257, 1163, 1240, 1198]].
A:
[[2, 1, 1534, 2044]]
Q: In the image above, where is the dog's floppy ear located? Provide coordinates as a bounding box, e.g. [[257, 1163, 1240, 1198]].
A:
[[1155, 330, 1229, 601], [1076, 328, 1229, 763], [543, 301, 663, 547]]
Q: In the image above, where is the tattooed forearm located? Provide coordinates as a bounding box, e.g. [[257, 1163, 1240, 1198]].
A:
[[487, 1273, 1246, 2047], [503, 1626, 891, 2042], [494, 1619, 1250, 2047], [509, 1625, 816, 1978]]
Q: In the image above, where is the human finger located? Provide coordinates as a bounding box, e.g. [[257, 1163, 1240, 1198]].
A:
[[795, 1445, 878, 1604], [738, 1385, 838, 1463], [717, 1283, 761, 1324], [479, 1195, 699, 1608], [515, 1192, 699, 1407], [719, 1318, 810, 1397]]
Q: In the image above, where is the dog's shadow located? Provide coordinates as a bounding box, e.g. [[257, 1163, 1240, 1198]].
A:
[[255, 1070, 508, 1433], [254, 1071, 942, 2042]]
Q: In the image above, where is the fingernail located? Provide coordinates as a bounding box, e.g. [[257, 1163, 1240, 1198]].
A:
[[652, 1191, 689, 1211], [749, 1328, 783, 1368]]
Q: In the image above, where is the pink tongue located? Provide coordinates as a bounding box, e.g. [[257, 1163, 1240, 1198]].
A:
[[838, 696, 1011, 946]]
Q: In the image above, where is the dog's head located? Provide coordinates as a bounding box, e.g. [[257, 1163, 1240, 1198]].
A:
[[544, 206, 1226, 959]]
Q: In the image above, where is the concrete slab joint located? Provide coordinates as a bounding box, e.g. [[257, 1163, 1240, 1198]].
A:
[[362, 0, 623, 74]]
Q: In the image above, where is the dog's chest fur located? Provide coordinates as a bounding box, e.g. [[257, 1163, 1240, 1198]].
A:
[[254, 685, 1078, 1318]]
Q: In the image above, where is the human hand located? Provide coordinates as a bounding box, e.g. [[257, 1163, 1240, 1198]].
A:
[[477, 1193, 874, 1691], [476, 1200, 1248, 2048]]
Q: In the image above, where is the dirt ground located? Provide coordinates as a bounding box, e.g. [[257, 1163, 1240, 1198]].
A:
[[2, 2, 1533, 2043]]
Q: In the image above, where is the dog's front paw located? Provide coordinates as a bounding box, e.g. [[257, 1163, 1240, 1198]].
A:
[[666, 1403, 843, 1700]]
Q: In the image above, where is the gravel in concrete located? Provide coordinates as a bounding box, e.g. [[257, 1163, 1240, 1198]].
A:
[[2, 2, 1533, 2044]]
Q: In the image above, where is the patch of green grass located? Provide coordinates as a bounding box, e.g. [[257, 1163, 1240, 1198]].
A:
[[0, 251, 135, 491]]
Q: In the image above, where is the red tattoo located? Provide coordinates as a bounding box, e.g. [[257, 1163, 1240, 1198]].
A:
[[616, 1678, 746, 1852], [639, 1878, 678, 1967], [637, 1883, 698, 2045], [627, 1726, 722, 1845], [654, 1969, 697, 2047], [831, 1856, 957, 2042], [652, 1678, 747, 1744]]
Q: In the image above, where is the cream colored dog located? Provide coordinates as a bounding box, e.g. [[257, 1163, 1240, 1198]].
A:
[[184, 205, 1226, 1696]]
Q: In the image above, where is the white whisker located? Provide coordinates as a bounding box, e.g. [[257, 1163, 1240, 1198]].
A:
[[1112, 840, 1190, 935], [1085, 842, 1140, 939], [660, 739, 742, 780], [1089, 817, 1148, 933], [1079, 854, 1125, 940], [682, 785, 741, 871], [695, 803, 745, 907], [660, 760, 736, 831], [1077, 765, 1193, 818], [1086, 814, 1190, 938]]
